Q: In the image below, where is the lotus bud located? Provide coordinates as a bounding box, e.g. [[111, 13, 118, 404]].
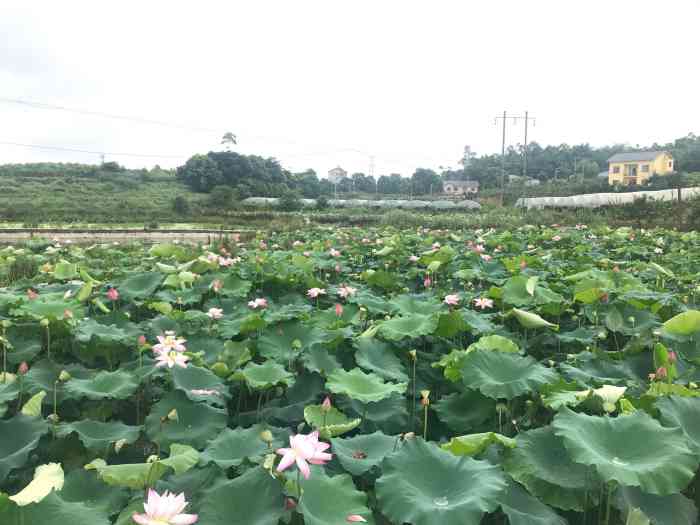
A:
[[40, 318, 50, 327], [285, 498, 297, 511], [137, 335, 147, 346], [211, 362, 230, 378], [321, 396, 332, 413], [346, 515, 368, 523], [408, 350, 417, 361], [420, 390, 430, 406], [18, 361, 29, 375], [47, 413, 60, 424], [260, 430, 274, 444], [668, 351, 677, 363], [167, 409, 179, 422], [58, 370, 71, 382]]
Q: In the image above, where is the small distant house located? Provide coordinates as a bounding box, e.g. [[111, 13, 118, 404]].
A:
[[608, 151, 674, 186], [327, 166, 348, 185], [443, 180, 479, 196]]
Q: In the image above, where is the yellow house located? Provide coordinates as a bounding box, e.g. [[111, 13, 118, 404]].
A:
[[608, 151, 674, 186]]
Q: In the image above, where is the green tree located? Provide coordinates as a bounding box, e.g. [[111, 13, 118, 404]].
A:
[[221, 132, 237, 151], [172, 196, 190, 215]]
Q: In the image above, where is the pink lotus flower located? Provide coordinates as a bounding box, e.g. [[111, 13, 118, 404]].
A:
[[474, 297, 494, 310], [347, 515, 368, 523], [552, 235, 562, 242], [218, 256, 235, 267], [307, 288, 326, 299], [303, 251, 311, 257], [207, 307, 223, 320], [18, 361, 29, 375], [444, 294, 460, 306], [329, 248, 341, 257], [27, 289, 38, 300], [668, 351, 677, 363], [293, 240, 304, 247], [480, 254, 492, 262], [248, 298, 268, 309], [338, 286, 357, 299], [63, 309, 73, 319], [138, 335, 147, 346], [211, 279, 223, 293], [409, 255, 419, 262], [423, 275, 432, 288], [132, 489, 198, 525], [155, 350, 190, 369], [473, 244, 485, 253], [106, 288, 119, 301], [190, 389, 220, 396], [322, 396, 332, 411], [335, 303, 344, 317], [153, 334, 187, 354], [276, 431, 332, 479]]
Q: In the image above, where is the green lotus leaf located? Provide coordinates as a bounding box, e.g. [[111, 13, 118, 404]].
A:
[[433, 349, 469, 382], [466, 334, 520, 354], [198, 466, 284, 525], [553, 408, 698, 495], [304, 404, 361, 438], [171, 364, 227, 405], [145, 390, 227, 449], [338, 394, 409, 435], [236, 361, 295, 390], [8, 462, 64, 506], [116, 272, 163, 300], [627, 508, 651, 525], [327, 368, 407, 403], [662, 310, 700, 337], [56, 420, 141, 452], [432, 390, 496, 433], [0, 414, 49, 479], [378, 314, 438, 341], [331, 431, 397, 476], [21, 390, 46, 416], [656, 396, 700, 451], [200, 425, 280, 468], [60, 468, 129, 516], [301, 345, 340, 375], [159, 443, 200, 475], [64, 370, 138, 401], [613, 485, 698, 525], [500, 480, 568, 525], [86, 459, 169, 490], [441, 432, 515, 457], [299, 468, 375, 525], [560, 352, 642, 386], [75, 320, 127, 344], [53, 261, 78, 280], [220, 274, 253, 298], [257, 320, 325, 361], [461, 351, 559, 400], [510, 308, 559, 330], [540, 379, 586, 410], [0, 379, 20, 404], [461, 310, 497, 334], [375, 438, 506, 525], [16, 296, 84, 320], [0, 492, 109, 525], [503, 426, 597, 511], [354, 338, 408, 382], [154, 463, 225, 511]]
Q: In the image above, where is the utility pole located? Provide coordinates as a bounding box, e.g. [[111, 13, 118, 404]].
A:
[[494, 111, 536, 204]]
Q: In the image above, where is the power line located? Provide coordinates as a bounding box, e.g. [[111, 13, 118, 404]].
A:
[[0, 141, 187, 159]]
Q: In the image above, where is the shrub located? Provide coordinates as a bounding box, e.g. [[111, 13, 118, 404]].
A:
[[7, 256, 38, 282], [278, 190, 303, 212], [173, 196, 190, 215], [315, 196, 329, 210]]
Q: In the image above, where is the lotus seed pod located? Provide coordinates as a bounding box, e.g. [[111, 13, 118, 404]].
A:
[[114, 439, 128, 453], [211, 362, 230, 378], [167, 409, 179, 422], [40, 318, 50, 327], [58, 370, 71, 382], [260, 430, 273, 443]]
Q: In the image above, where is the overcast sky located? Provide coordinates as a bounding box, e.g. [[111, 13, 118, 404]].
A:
[[1, 1, 698, 177]]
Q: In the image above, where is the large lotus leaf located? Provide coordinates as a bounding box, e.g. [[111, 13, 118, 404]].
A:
[[171, 364, 227, 405], [375, 438, 506, 525], [560, 352, 643, 386], [500, 481, 568, 525], [15, 296, 84, 320], [145, 390, 227, 449], [656, 396, 700, 451], [503, 426, 597, 511], [64, 370, 138, 401], [510, 308, 558, 330], [299, 468, 375, 525], [60, 468, 129, 516], [441, 432, 516, 457], [154, 463, 225, 513], [434, 311, 468, 338], [327, 368, 407, 403], [662, 310, 700, 337], [331, 431, 397, 476], [235, 361, 295, 390], [0, 378, 20, 404], [304, 404, 361, 438], [466, 334, 519, 353], [354, 338, 408, 382], [613, 485, 698, 525], [0, 492, 109, 525], [200, 425, 280, 469], [461, 310, 497, 334], [53, 261, 78, 280], [5, 331, 43, 363], [257, 320, 325, 361], [461, 351, 559, 400], [116, 272, 163, 299], [553, 409, 698, 495], [301, 345, 341, 375], [159, 443, 200, 475], [9, 462, 64, 506], [75, 319, 127, 344], [198, 466, 284, 525], [379, 314, 438, 341], [389, 295, 444, 316], [338, 393, 409, 435], [0, 414, 49, 479], [220, 274, 253, 298], [56, 420, 141, 452], [432, 390, 496, 433]]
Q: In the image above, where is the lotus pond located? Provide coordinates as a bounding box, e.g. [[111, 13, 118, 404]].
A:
[[1, 225, 700, 525]]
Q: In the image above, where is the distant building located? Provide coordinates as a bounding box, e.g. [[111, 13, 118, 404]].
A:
[[608, 151, 674, 186], [443, 180, 479, 196], [327, 166, 348, 185]]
